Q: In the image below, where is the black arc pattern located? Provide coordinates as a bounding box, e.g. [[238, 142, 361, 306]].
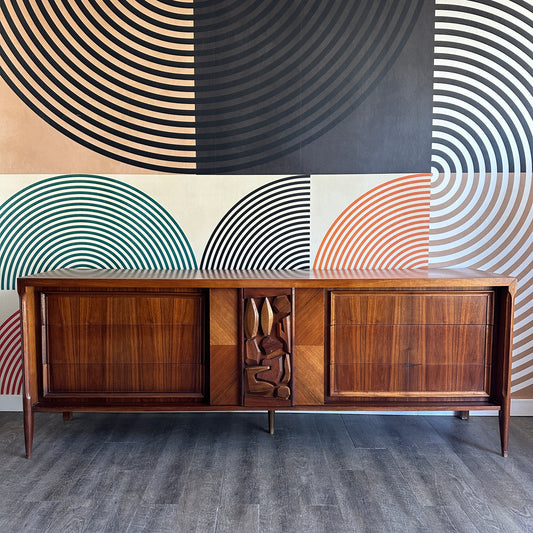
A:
[[0, 0, 425, 173], [200, 175, 311, 269], [194, 0, 425, 173]]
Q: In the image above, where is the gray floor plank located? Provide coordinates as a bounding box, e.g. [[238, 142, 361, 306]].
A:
[[126, 504, 186, 533], [0, 412, 532, 533], [215, 503, 259, 533]]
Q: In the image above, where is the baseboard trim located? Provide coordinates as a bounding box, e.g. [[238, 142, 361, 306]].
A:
[[509, 399, 533, 416], [0, 395, 22, 411], [1, 395, 532, 415]]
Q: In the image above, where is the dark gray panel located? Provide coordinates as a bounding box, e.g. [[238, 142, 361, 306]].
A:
[[195, 0, 434, 174]]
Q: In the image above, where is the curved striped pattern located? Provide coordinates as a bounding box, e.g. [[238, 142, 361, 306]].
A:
[[429, 0, 533, 394], [0, 1, 196, 172], [194, 0, 424, 172], [0, 1, 422, 173], [200, 176, 310, 269], [0, 311, 22, 395], [0, 175, 196, 289], [314, 175, 431, 269]]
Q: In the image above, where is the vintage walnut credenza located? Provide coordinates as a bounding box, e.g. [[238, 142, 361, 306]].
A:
[[18, 268, 516, 458]]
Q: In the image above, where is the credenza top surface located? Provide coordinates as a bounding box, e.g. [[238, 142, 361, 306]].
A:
[[17, 268, 517, 292]]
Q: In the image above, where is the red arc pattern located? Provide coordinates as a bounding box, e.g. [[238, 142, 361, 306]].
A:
[[0, 310, 22, 395]]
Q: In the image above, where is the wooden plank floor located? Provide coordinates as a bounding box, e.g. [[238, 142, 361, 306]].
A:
[[0, 412, 532, 532]]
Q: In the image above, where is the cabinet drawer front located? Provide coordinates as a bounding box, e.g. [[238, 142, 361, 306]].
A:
[[46, 324, 203, 365], [331, 291, 493, 325], [47, 363, 204, 394], [331, 363, 488, 396], [331, 324, 490, 366], [41, 291, 206, 397], [44, 293, 203, 326]]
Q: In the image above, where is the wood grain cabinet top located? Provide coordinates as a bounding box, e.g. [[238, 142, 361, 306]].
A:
[[18, 268, 516, 458]]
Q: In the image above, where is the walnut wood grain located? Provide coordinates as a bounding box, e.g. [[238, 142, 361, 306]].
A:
[[44, 293, 203, 326], [209, 346, 240, 405], [20, 287, 39, 458], [329, 291, 493, 399], [18, 267, 515, 287], [49, 363, 204, 394], [46, 324, 202, 365], [42, 292, 205, 399], [330, 364, 488, 396], [493, 286, 515, 457], [293, 288, 325, 406], [209, 289, 240, 406], [331, 291, 493, 326], [330, 325, 490, 366]]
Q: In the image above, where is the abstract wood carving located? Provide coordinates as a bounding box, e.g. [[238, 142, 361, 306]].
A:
[[245, 366, 275, 396], [276, 384, 291, 400], [273, 295, 291, 315], [277, 315, 291, 353], [243, 291, 292, 406], [261, 298, 274, 336], [257, 355, 284, 384], [245, 338, 261, 365], [261, 335, 283, 355], [244, 298, 259, 339], [281, 354, 291, 385]]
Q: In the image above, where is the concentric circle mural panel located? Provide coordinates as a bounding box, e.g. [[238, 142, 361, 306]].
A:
[[0, 0, 434, 174], [193, 0, 429, 173], [314, 174, 431, 270], [0, 311, 21, 395], [200, 175, 311, 269], [430, 0, 533, 397], [1, 0, 533, 403], [0, 0, 196, 171], [0, 174, 197, 289]]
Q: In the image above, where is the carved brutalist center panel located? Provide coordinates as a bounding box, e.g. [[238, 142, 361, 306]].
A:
[[243, 291, 292, 406]]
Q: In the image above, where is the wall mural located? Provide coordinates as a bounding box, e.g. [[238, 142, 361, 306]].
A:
[[0, 0, 532, 400], [314, 174, 431, 270], [0, 311, 21, 395], [430, 0, 533, 397], [0, 174, 197, 290], [200, 175, 311, 269], [0, 0, 434, 174]]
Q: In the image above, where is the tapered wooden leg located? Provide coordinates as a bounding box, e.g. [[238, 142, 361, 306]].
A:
[[455, 411, 469, 420], [268, 410, 275, 435], [23, 397, 34, 459], [499, 408, 510, 458], [62, 411, 73, 421]]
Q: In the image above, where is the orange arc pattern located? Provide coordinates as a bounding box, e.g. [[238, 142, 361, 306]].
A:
[[314, 174, 431, 269]]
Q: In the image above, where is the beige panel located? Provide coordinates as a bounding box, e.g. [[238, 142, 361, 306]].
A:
[[0, 81, 147, 174]]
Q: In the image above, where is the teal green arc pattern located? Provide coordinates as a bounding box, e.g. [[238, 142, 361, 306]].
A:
[[0, 175, 196, 289]]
